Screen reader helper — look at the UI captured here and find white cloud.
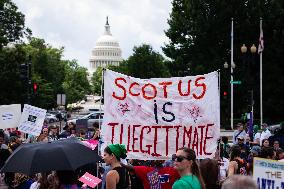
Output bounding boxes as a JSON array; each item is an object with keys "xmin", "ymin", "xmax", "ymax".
[{"xmin": 13, "ymin": 0, "xmax": 172, "ymax": 69}]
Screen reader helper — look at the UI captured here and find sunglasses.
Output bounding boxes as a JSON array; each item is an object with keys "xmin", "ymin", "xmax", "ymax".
[{"xmin": 172, "ymin": 154, "xmax": 190, "ymax": 162}]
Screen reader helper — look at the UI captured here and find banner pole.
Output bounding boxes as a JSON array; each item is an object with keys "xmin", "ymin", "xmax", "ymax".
[
  {"xmin": 98, "ymin": 68, "xmax": 105, "ymax": 156},
  {"xmin": 97, "ymin": 68, "xmax": 105, "ymax": 189},
  {"xmin": 259, "ymin": 18, "xmax": 263, "ymax": 126},
  {"xmin": 230, "ymin": 18, "xmax": 234, "ymax": 130},
  {"xmin": 218, "ymin": 70, "xmax": 221, "ymax": 159}
]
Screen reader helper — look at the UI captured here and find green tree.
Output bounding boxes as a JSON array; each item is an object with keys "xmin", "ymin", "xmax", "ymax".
[
  {"xmin": 163, "ymin": 0, "xmax": 284, "ymax": 124},
  {"xmin": 24, "ymin": 38, "xmax": 91, "ymax": 108},
  {"xmin": 91, "ymin": 64, "xmax": 125, "ymax": 95},
  {"xmin": 0, "ymin": 0, "xmax": 30, "ymax": 48},
  {"xmin": 0, "ymin": 45, "xmax": 27, "ymax": 104},
  {"xmin": 126, "ymin": 44, "xmax": 170, "ymax": 79},
  {"xmin": 0, "ymin": 1, "xmax": 91, "ymax": 108},
  {"xmin": 91, "ymin": 66, "xmax": 103, "ymax": 95},
  {"xmin": 0, "ymin": 0, "xmax": 31, "ymax": 105},
  {"xmin": 63, "ymin": 60, "xmax": 91, "ymax": 104},
  {"xmin": 23, "ymin": 38, "xmax": 66, "ymax": 108}
]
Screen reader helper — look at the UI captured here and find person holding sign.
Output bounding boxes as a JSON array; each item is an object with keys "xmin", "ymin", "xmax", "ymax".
[
  {"xmin": 103, "ymin": 144, "xmax": 128, "ymax": 189},
  {"xmin": 172, "ymin": 147, "xmax": 205, "ymax": 189}
]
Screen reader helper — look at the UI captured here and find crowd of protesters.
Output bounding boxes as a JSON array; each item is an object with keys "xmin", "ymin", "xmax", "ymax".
[
  {"xmin": 97, "ymin": 122, "xmax": 283, "ymax": 189},
  {"xmin": 0, "ymin": 121, "xmax": 101, "ymax": 189},
  {"xmin": 0, "ymin": 120, "xmax": 283, "ymax": 189}
]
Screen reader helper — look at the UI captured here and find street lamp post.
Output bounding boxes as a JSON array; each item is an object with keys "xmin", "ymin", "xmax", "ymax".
[
  {"xmin": 224, "ymin": 61, "xmax": 235, "ymax": 130},
  {"xmin": 241, "ymin": 43, "xmax": 257, "ymax": 140}
]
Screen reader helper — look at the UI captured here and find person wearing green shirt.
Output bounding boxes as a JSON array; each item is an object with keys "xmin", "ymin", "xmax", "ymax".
[{"xmin": 172, "ymin": 147, "xmax": 205, "ymax": 189}]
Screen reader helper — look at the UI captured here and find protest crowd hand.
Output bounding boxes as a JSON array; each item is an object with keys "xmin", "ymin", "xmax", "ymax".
[{"xmin": 92, "ymin": 129, "xmax": 101, "ymax": 140}]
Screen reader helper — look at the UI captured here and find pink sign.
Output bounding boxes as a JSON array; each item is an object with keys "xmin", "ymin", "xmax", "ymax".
[
  {"xmin": 82, "ymin": 140, "xmax": 99, "ymax": 150},
  {"xmin": 79, "ymin": 172, "xmax": 102, "ymax": 188}
]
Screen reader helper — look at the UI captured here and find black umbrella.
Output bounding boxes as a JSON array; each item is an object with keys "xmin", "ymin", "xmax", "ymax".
[{"xmin": 1, "ymin": 138, "xmax": 102, "ymax": 175}]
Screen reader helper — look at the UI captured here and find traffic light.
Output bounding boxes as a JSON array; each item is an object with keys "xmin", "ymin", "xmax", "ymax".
[
  {"xmin": 223, "ymin": 91, "xmax": 228, "ymax": 99},
  {"xmin": 33, "ymin": 83, "xmax": 38, "ymax": 94},
  {"xmin": 20, "ymin": 63, "xmax": 28, "ymax": 80}
]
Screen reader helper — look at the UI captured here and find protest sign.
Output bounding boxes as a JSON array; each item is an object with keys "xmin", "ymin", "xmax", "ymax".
[
  {"xmin": 79, "ymin": 172, "xmax": 102, "ymax": 188},
  {"xmin": 253, "ymin": 157, "xmax": 284, "ymax": 189},
  {"xmin": 82, "ymin": 139, "xmax": 99, "ymax": 150},
  {"xmin": 101, "ymin": 70, "xmax": 220, "ymax": 159},
  {"xmin": 0, "ymin": 104, "xmax": 21, "ymax": 129},
  {"xmin": 18, "ymin": 104, "xmax": 47, "ymax": 136}
]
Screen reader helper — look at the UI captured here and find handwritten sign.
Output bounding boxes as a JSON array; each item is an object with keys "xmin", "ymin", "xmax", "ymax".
[
  {"xmin": 79, "ymin": 172, "xmax": 102, "ymax": 188},
  {"xmin": 253, "ymin": 157, "xmax": 284, "ymax": 189},
  {"xmin": 0, "ymin": 104, "xmax": 21, "ymax": 129},
  {"xmin": 101, "ymin": 70, "xmax": 220, "ymax": 159},
  {"xmin": 18, "ymin": 104, "xmax": 46, "ymax": 136}
]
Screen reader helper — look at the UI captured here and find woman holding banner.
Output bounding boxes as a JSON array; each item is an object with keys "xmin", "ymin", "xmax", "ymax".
[
  {"xmin": 103, "ymin": 144, "xmax": 128, "ymax": 189},
  {"xmin": 172, "ymin": 147, "xmax": 205, "ymax": 189}
]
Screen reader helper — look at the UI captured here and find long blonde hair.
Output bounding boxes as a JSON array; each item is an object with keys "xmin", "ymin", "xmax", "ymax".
[{"xmin": 13, "ymin": 173, "xmax": 29, "ymax": 187}]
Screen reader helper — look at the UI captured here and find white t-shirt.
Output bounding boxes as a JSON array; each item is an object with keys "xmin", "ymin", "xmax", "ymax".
[
  {"xmin": 0, "ymin": 144, "xmax": 8, "ymax": 150},
  {"xmin": 260, "ymin": 129, "xmax": 271, "ymax": 146},
  {"xmin": 232, "ymin": 130, "xmax": 247, "ymax": 144},
  {"xmin": 254, "ymin": 132, "xmax": 261, "ymax": 145},
  {"xmin": 30, "ymin": 181, "xmax": 40, "ymax": 189},
  {"xmin": 219, "ymin": 157, "xmax": 229, "ymax": 181}
]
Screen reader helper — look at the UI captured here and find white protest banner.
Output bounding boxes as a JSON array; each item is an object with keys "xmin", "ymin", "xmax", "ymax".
[
  {"xmin": 253, "ymin": 157, "xmax": 284, "ymax": 189},
  {"xmin": 0, "ymin": 104, "xmax": 21, "ymax": 129},
  {"xmin": 18, "ymin": 104, "xmax": 47, "ymax": 136},
  {"xmin": 102, "ymin": 70, "xmax": 220, "ymax": 159},
  {"xmin": 101, "ymin": 70, "xmax": 220, "ymax": 160}
]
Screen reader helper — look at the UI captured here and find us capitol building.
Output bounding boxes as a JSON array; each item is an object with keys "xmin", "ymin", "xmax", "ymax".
[{"xmin": 89, "ymin": 17, "xmax": 123, "ymax": 73}]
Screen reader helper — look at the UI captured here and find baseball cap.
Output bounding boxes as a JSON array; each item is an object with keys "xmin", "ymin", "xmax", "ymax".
[{"xmin": 237, "ymin": 136, "xmax": 245, "ymax": 140}]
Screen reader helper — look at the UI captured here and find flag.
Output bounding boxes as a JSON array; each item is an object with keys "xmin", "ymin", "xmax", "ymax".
[{"xmin": 258, "ymin": 24, "xmax": 264, "ymax": 54}]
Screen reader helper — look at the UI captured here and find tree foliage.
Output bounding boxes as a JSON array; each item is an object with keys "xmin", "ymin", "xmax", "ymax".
[
  {"xmin": 0, "ymin": 0, "xmax": 30, "ymax": 47},
  {"xmin": 0, "ymin": 45, "xmax": 26, "ymax": 104},
  {"xmin": 63, "ymin": 60, "xmax": 91, "ymax": 104},
  {"xmin": 163, "ymin": 0, "xmax": 284, "ymax": 124},
  {"xmin": 0, "ymin": 36, "xmax": 91, "ymax": 108},
  {"xmin": 25, "ymin": 38, "xmax": 91, "ymax": 108},
  {"xmin": 0, "ymin": 1, "xmax": 93, "ymax": 109},
  {"xmin": 124, "ymin": 44, "xmax": 171, "ymax": 79},
  {"xmin": 91, "ymin": 66, "xmax": 103, "ymax": 95}
]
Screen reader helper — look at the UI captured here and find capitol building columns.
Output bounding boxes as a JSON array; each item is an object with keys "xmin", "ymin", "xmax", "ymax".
[{"xmin": 89, "ymin": 17, "xmax": 123, "ymax": 74}]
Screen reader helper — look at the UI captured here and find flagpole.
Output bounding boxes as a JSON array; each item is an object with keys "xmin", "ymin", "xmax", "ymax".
[
  {"xmin": 259, "ymin": 17, "xmax": 263, "ymax": 125},
  {"xmin": 230, "ymin": 18, "xmax": 234, "ymax": 130}
]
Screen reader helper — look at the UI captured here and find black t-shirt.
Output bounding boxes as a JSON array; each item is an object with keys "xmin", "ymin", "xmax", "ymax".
[
  {"xmin": 110, "ymin": 166, "xmax": 129, "ymax": 189},
  {"xmin": 0, "ymin": 146, "xmax": 11, "ymax": 168}
]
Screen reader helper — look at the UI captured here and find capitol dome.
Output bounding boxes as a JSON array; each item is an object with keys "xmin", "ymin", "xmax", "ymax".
[{"xmin": 89, "ymin": 17, "xmax": 123, "ymax": 73}]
